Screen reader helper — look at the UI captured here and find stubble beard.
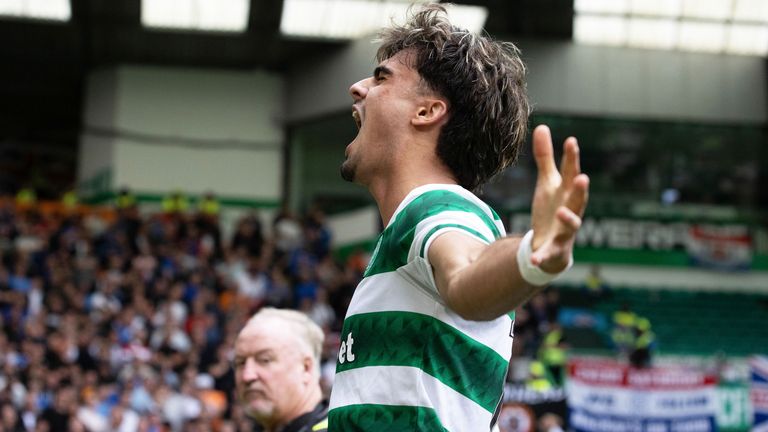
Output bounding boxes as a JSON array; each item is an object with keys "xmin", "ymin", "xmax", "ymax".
[
  {"xmin": 340, "ymin": 158, "xmax": 356, "ymax": 182},
  {"xmin": 243, "ymin": 396, "xmax": 275, "ymax": 423}
]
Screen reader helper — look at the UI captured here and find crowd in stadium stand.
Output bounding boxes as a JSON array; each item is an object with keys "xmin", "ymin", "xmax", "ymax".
[
  {"xmin": 0, "ymin": 191, "xmax": 654, "ymax": 431},
  {"xmin": 0, "ymin": 194, "xmax": 363, "ymax": 431}
]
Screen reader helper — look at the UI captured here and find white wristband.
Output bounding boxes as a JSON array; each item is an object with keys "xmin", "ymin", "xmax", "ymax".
[{"xmin": 516, "ymin": 230, "xmax": 572, "ymax": 286}]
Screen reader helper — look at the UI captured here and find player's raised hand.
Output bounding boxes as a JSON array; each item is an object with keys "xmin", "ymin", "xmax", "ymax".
[{"xmin": 529, "ymin": 125, "xmax": 590, "ymax": 274}]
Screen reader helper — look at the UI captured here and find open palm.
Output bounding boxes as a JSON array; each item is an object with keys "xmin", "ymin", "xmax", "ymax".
[{"xmin": 529, "ymin": 125, "xmax": 590, "ymax": 274}]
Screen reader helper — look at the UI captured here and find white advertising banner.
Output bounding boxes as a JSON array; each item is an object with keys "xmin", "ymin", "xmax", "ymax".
[{"xmin": 567, "ymin": 359, "xmax": 718, "ymax": 432}]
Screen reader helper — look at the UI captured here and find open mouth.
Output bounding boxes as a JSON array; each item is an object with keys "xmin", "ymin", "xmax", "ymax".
[{"xmin": 352, "ymin": 109, "xmax": 361, "ymax": 130}]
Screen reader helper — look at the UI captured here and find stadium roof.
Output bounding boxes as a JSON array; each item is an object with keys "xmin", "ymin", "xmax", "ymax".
[{"xmin": 0, "ymin": 0, "xmax": 572, "ymax": 146}]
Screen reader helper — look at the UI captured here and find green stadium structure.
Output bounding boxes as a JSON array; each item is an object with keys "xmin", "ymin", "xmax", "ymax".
[{"xmin": 558, "ymin": 286, "xmax": 768, "ymax": 357}]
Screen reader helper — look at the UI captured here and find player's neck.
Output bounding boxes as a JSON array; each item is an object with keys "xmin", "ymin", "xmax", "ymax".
[{"xmin": 368, "ymin": 164, "xmax": 456, "ymax": 227}]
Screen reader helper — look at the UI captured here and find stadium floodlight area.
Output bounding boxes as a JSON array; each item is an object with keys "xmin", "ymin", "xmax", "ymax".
[
  {"xmin": 0, "ymin": 0, "xmax": 70, "ymax": 22},
  {"xmin": 279, "ymin": 0, "xmax": 488, "ymax": 40},
  {"xmin": 574, "ymin": 0, "xmax": 768, "ymax": 56},
  {"xmin": 141, "ymin": 0, "xmax": 249, "ymax": 33}
]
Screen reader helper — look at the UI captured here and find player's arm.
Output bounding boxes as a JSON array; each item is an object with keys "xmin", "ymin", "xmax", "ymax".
[
  {"xmin": 430, "ymin": 232, "xmax": 532, "ymax": 320},
  {"xmin": 429, "ymin": 125, "xmax": 589, "ymax": 321}
]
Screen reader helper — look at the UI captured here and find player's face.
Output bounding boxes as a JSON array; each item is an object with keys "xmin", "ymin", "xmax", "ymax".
[
  {"xmin": 234, "ymin": 320, "xmax": 311, "ymax": 426},
  {"xmin": 341, "ymin": 50, "xmax": 425, "ymax": 184}
]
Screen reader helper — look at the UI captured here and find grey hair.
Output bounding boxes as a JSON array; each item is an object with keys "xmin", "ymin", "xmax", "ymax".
[
  {"xmin": 376, "ymin": 3, "xmax": 530, "ymax": 191},
  {"xmin": 243, "ymin": 307, "xmax": 325, "ymax": 375}
]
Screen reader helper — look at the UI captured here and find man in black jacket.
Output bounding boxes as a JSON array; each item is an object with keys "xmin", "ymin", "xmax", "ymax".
[{"xmin": 234, "ymin": 308, "xmax": 327, "ymax": 432}]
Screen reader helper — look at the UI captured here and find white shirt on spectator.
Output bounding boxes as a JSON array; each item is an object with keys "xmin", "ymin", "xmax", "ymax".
[{"xmin": 232, "ymin": 267, "xmax": 267, "ymax": 301}]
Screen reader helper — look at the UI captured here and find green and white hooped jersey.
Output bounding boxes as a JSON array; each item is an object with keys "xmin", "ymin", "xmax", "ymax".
[{"xmin": 329, "ymin": 184, "xmax": 515, "ymax": 432}]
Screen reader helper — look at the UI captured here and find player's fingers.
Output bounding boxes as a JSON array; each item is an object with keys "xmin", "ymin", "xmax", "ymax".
[
  {"xmin": 530, "ymin": 246, "xmax": 549, "ymax": 267},
  {"xmin": 559, "ymin": 137, "xmax": 581, "ymax": 188},
  {"xmin": 533, "ymin": 125, "xmax": 558, "ymax": 182},
  {"xmin": 554, "ymin": 206, "xmax": 582, "ymax": 240},
  {"xmin": 565, "ymin": 174, "xmax": 590, "ymax": 217},
  {"xmin": 530, "ymin": 243, "xmax": 569, "ymax": 272}
]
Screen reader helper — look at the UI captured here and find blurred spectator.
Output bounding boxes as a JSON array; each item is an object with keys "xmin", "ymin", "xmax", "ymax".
[
  {"xmin": 582, "ymin": 264, "xmax": 609, "ymax": 300},
  {"xmin": 1, "ymin": 402, "xmax": 25, "ymax": 432},
  {"xmin": 528, "ymin": 293, "xmax": 551, "ymax": 334},
  {"xmin": 0, "ymin": 196, "xmax": 356, "ymax": 431},
  {"xmin": 272, "ymin": 208, "xmax": 303, "ymax": 256},
  {"xmin": 629, "ymin": 316, "xmax": 655, "ymax": 369},
  {"xmin": 61, "ymin": 189, "xmax": 79, "ymax": 214},
  {"xmin": 526, "ymin": 361, "xmax": 552, "ymax": 392},
  {"xmin": 15, "ymin": 187, "xmax": 36, "ymax": 209},
  {"xmin": 319, "ymin": 332, "xmax": 341, "ymax": 398},
  {"xmin": 511, "ymin": 307, "xmax": 536, "ymax": 358},
  {"xmin": 304, "ymin": 206, "xmax": 331, "ymax": 260},
  {"xmin": 611, "ymin": 303, "xmax": 637, "ymax": 359},
  {"xmin": 544, "ymin": 289, "xmax": 560, "ymax": 325},
  {"xmin": 293, "ymin": 260, "xmax": 319, "ymax": 308},
  {"xmin": 115, "ymin": 187, "xmax": 136, "ymax": 210},
  {"xmin": 39, "ymin": 385, "xmax": 77, "ymax": 431},
  {"xmin": 161, "ymin": 190, "xmax": 190, "ymax": 215},
  {"xmin": 198, "ymin": 191, "xmax": 220, "ymax": 218},
  {"xmin": 537, "ymin": 323, "xmax": 567, "ymax": 387},
  {"xmin": 537, "ymin": 412, "xmax": 565, "ymax": 432},
  {"xmin": 304, "ymin": 288, "xmax": 335, "ymax": 331},
  {"xmin": 231, "ymin": 214, "xmax": 264, "ymax": 258},
  {"xmin": 231, "ymin": 256, "xmax": 269, "ymax": 307}
]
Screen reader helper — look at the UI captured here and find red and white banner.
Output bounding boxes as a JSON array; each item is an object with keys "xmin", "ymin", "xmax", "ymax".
[
  {"xmin": 687, "ymin": 224, "xmax": 752, "ymax": 271},
  {"xmin": 752, "ymin": 356, "xmax": 768, "ymax": 432},
  {"xmin": 567, "ymin": 359, "xmax": 718, "ymax": 432}
]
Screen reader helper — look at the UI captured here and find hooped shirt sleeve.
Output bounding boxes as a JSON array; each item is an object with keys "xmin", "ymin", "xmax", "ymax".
[{"xmin": 400, "ymin": 188, "xmax": 505, "ymax": 300}]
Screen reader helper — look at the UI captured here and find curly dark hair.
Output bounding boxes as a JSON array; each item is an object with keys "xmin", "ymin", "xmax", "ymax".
[{"xmin": 377, "ymin": 4, "xmax": 530, "ymax": 191}]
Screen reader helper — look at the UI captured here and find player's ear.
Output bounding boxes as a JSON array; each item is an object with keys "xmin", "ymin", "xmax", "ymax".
[{"xmin": 412, "ymin": 98, "xmax": 448, "ymax": 127}]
